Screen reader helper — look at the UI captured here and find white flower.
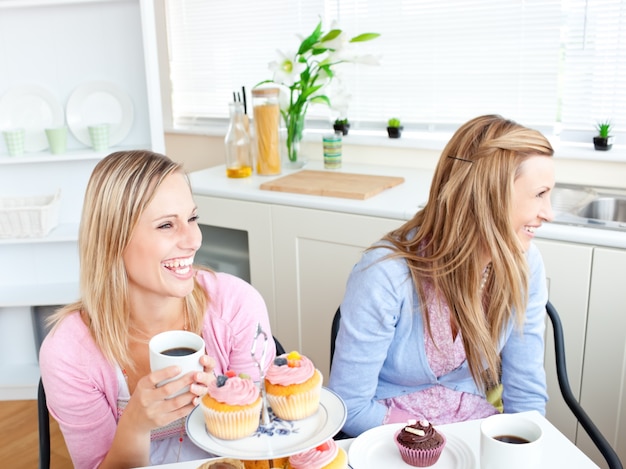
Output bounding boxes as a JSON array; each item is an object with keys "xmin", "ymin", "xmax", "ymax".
[
  {"xmin": 269, "ymin": 50, "xmax": 305, "ymax": 86},
  {"xmin": 256, "ymin": 21, "xmax": 379, "ymax": 163},
  {"xmin": 313, "ymin": 68, "xmax": 332, "ymax": 87},
  {"xmin": 319, "ymin": 21, "xmax": 349, "ymax": 52},
  {"xmin": 275, "ymin": 85, "xmax": 291, "ymax": 113},
  {"xmin": 326, "ymin": 76, "xmax": 352, "ymax": 116},
  {"xmin": 327, "ymin": 42, "xmax": 381, "ymax": 66}
]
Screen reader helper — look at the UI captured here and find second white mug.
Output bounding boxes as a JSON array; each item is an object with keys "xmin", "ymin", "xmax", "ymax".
[{"xmin": 480, "ymin": 413, "xmax": 543, "ymax": 469}]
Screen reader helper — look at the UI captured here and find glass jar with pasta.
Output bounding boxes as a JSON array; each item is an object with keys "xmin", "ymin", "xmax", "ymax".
[{"xmin": 251, "ymin": 87, "xmax": 281, "ymax": 176}]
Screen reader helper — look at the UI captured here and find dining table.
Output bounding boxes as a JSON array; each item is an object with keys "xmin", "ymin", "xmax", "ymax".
[{"xmin": 140, "ymin": 410, "xmax": 600, "ymax": 468}]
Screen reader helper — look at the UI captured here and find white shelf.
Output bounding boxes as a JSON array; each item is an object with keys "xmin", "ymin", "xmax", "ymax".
[
  {"xmin": 0, "ymin": 222, "xmax": 78, "ymax": 245},
  {"xmin": 0, "ymin": 151, "xmax": 102, "ymax": 165},
  {"xmin": 0, "ymin": 281, "xmax": 79, "ymax": 307},
  {"xmin": 0, "ymin": 0, "xmax": 164, "ymax": 400},
  {"xmin": 0, "ymin": 143, "xmax": 156, "ymax": 165}
]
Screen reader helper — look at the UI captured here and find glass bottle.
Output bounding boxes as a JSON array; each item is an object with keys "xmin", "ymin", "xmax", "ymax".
[
  {"xmin": 252, "ymin": 87, "xmax": 281, "ymax": 175},
  {"xmin": 224, "ymin": 101, "xmax": 252, "ymax": 178}
]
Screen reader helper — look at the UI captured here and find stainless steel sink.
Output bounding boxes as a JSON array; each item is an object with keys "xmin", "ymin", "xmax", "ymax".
[
  {"xmin": 578, "ymin": 197, "xmax": 626, "ymax": 223},
  {"xmin": 551, "ymin": 183, "xmax": 626, "ymax": 231}
]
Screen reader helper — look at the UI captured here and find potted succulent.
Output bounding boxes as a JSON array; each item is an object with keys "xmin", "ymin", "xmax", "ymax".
[
  {"xmin": 333, "ymin": 118, "xmax": 350, "ymax": 136},
  {"xmin": 593, "ymin": 120, "xmax": 614, "ymax": 151},
  {"xmin": 387, "ymin": 117, "xmax": 403, "ymax": 138}
]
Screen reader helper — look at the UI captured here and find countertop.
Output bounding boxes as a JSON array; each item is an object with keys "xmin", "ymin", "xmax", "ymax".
[{"xmin": 189, "ymin": 161, "xmax": 626, "ymax": 249}]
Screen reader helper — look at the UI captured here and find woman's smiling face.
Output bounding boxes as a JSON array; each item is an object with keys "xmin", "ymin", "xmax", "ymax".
[
  {"xmin": 123, "ymin": 171, "xmax": 202, "ymax": 300},
  {"xmin": 511, "ymin": 155, "xmax": 555, "ymax": 251}
]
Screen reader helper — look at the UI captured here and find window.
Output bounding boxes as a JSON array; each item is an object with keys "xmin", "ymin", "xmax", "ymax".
[{"xmin": 162, "ymin": 0, "xmax": 626, "ymax": 142}]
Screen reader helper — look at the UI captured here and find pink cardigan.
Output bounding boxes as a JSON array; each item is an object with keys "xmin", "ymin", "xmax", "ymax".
[{"xmin": 39, "ymin": 271, "xmax": 275, "ymax": 468}]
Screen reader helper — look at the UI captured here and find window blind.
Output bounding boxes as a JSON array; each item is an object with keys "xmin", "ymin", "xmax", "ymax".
[
  {"xmin": 164, "ymin": 0, "xmax": 626, "ymax": 141},
  {"xmin": 560, "ymin": 0, "xmax": 626, "ymax": 141}
]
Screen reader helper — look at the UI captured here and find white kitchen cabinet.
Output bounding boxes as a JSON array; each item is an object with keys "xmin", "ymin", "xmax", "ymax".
[
  {"xmin": 534, "ymin": 239, "xmax": 593, "ymax": 442},
  {"xmin": 194, "ymin": 196, "xmax": 276, "ymax": 328},
  {"xmin": 271, "ymin": 205, "xmax": 403, "ymax": 383},
  {"xmin": 536, "ymin": 239, "xmax": 626, "ymax": 469},
  {"xmin": 0, "ymin": 0, "xmax": 164, "ymax": 400},
  {"xmin": 578, "ymin": 247, "xmax": 626, "ymax": 468}
]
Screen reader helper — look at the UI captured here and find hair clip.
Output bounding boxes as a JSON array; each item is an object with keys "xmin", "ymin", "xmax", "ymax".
[{"xmin": 447, "ymin": 155, "xmax": 473, "ymax": 163}]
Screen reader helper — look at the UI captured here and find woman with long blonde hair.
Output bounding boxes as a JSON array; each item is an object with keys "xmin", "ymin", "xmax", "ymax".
[
  {"xmin": 329, "ymin": 115, "xmax": 555, "ymax": 437},
  {"xmin": 40, "ymin": 150, "xmax": 275, "ymax": 467}
]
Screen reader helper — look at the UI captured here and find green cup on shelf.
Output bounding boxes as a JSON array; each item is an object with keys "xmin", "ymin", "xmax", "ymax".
[
  {"xmin": 2, "ymin": 128, "xmax": 26, "ymax": 156},
  {"xmin": 88, "ymin": 123, "xmax": 111, "ymax": 151},
  {"xmin": 45, "ymin": 127, "xmax": 68, "ymax": 155}
]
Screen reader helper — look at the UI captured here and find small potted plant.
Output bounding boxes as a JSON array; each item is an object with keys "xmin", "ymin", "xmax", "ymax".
[
  {"xmin": 593, "ymin": 120, "xmax": 614, "ymax": 151},
  {"xmin": 333, "ymin": 118, "xmax": 350, "ymax": 136},
  {"xmin": 387, "ymin": 117, "xmax": 403, "ymax": 138}
]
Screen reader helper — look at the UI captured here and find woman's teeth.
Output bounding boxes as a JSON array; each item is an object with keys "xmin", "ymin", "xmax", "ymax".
[{"xmin": 163, "ymin": 257, "xmax": 193, "ymax": 274}]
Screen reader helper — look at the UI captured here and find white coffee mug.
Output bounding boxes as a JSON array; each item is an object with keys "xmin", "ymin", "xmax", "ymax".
[
  {"xmin": 149, "ymin": 330, "xmax": 205, "ymax": 398},
  {"xmin": 480, "ymin": 413, "xmax": 543, "ymax": 469}
]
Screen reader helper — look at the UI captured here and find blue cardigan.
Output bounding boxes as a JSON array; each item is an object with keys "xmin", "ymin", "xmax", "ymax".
[{"xmin": 328, "ymin": 242, "xmax": 549, "ymax": 437}]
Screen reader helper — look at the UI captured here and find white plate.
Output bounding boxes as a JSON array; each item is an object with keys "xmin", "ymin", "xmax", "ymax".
[
  {"xmin": 66, "ymin": 81, "xmax": 133, "ymax": 147},
  {"xmin": 186, "ymin": 387, "xmax": 347, "ymax": 459},
  {"xmin": 349, "ymin": 423, "xmax": 476, "ymax": 469},
  {"xmin": 0, "ymin": 85, "xmax": 64, "ymax": 152}
]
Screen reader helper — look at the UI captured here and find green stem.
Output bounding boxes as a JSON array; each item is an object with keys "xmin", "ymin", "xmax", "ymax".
[{"xmin": 286, "ymin": 102, "xmax": 307, "ymax": 162}]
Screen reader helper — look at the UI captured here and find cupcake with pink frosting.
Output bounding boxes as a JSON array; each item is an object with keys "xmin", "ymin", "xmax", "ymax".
[
  {"xmin": 264, "ymin": 351, "xmax": 323, "ymax": 420},
  {"xmin": 200, "ymin": 370, "xmax": 261, "ymax": 440},
  {"xmin": 288, "ymin": 439, "xmax": 348, "ymax": 469}
]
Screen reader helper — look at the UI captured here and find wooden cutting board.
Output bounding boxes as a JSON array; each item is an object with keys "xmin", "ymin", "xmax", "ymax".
[{"xmin": 259, "ymin": 170, "xmax": 405, "ymax": 200}]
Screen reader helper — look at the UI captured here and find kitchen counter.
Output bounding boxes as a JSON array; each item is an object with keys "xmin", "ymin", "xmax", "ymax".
[
  {"xmin": 189, "ymin": 161, "xmax": 432, "ymax": 220},
  {"xmin": 189, "ymin": 161, "xmax": 626, "ymax": 249}
]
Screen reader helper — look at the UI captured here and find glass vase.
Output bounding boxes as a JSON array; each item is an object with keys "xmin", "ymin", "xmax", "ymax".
[{"xmin": 283, "ymin": 111, "xmax": 307, "ymax": 169}]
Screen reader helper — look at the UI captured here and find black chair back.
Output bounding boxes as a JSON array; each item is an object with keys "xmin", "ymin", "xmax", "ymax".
[
  {"xmin": 273, "ymin": 335, "xmax": 286, "ymax": 356},
  {"xmin": 330, "ymin": 306, "xmax": 341, "ymax": 371},
  {"xmin": 546, "ymin": 301, "xmax": 622, "ymax": 469},
  {"xmin": 37, "ymin": 378, "xmax": 50, "ymax": 469}
]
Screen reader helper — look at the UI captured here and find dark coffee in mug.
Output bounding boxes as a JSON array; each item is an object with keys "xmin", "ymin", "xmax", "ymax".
[
  {"xmin": 493, "ymin": 434, "xmax": 531, "ymax": 444},
  {"xmin": 161, "ymin": 346, "xmax": 196, "ymax": 357}
]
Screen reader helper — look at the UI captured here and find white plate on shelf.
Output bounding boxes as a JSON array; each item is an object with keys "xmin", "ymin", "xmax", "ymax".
[
  {"xmin": 0, "ymin": 85, "xmax": 64, "ymax": 152},
  {"xmin": 186, "ymin": 387, "xmax": 347, "ymax": 459},
  {"xmin": 66, "ymin": 81, "xmax": 133, "ymax": 147},
  {"xmin": 348, "ymin": 423, "xmax": 476, "ymax": 469}
]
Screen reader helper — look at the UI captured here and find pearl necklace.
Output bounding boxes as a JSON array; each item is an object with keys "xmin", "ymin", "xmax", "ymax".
[{"xmin": 480, "ymin": 263, "xmax": 492, "ymax": 292}]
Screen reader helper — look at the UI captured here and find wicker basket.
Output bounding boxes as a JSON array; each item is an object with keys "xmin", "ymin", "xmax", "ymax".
[{"xmin": 0, "ymin": 190, "xmax": 61, "ymax": 238}]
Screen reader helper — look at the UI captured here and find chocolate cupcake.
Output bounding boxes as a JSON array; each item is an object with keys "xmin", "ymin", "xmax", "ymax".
[{"xmin": 394, "ymin": 419, "xmax": 446, "ymax": 467}]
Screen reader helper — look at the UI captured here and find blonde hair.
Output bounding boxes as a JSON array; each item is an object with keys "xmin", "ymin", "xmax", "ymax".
[
  {"xmin": 49, "ymin": 150, "xmax": 208, "ymax": 370},
  {"xmin": 380, "ymin": 115, "xmax": 553, "ymax": 390}
]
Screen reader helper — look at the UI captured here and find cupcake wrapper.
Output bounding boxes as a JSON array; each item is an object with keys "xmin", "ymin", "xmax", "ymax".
[
  {"xmin": 266, "ymin": 378, "xmax": 322, "ymax": 420},
  {"xmin": 394, "ymin": 429, "xmax": 446, "ymax": 467},
  {"xmin": 201, "ymin": 400, "xmax": 261, "ymax": 440}
]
